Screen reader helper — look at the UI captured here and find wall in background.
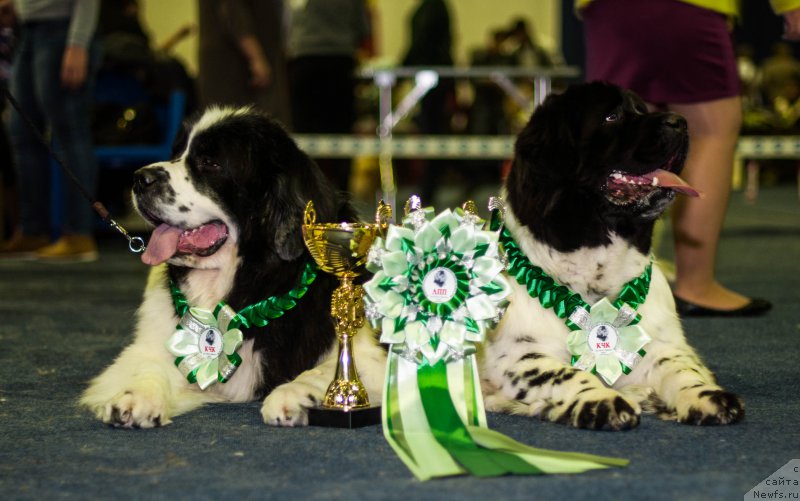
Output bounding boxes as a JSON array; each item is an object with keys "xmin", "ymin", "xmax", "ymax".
[
  {"xmin": 140, "ymin": 0, "xmax": 198, "ymax": 74},
  {"xmin": 139, "ymin": 0, "xmax": 560, "ymax": 76},
  {"xmin": 376, "ymin": 0, "xmax": 559, "ymax": 66}
]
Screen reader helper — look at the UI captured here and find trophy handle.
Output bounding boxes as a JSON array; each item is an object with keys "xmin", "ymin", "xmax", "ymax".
[
  {"xmin": 488, "ymin": 196, "xmax": 506, "ymax": 218},
  {"xmin": 404, "ymin": 195, "xmax": 422, "ymax": 216},
  {"xmin": 304, "ymin": 200, "xmax": 317, "ymax": 226},
  {"xmin": 375, "ymin": 199, "xmax": 392, "ymax": 228},
  {"xmin": 462, "ymin": 200, "xmax": 479, "ymax": 217}
]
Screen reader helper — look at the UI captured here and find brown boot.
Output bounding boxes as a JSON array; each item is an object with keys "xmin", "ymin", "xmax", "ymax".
[
  {"xmin": 36, "ymin": 235, "xmax": 99, "ymax": 263},
  {"xmin": 0, "ymin": 233, "xmax": 50, "ymax": 259}
]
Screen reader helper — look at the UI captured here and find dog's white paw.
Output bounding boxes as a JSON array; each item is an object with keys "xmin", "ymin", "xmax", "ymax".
[
  {"xmin": 96, "ymin": 386, "xmax": 172, "ymax": 429},
  {"xmin": 261, "ymin": 382, "xmax": 319, "ymax": 427}
]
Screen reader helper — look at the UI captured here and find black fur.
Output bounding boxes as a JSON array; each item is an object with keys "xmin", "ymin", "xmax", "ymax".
[{"xmin": 505, "ymin": 81, "xmax": 688, "ymax": 253}]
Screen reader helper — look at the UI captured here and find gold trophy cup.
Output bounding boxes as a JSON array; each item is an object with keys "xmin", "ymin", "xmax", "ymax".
[{"xmin": 302, "ymin": 200, "xmax": 391, "ymax": 427}]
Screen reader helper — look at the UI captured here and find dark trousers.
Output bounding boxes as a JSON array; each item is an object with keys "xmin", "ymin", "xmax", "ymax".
[
  {"xmin": 289, "ymin": 55, "xmax": 356, "ymax": 191},
  {"xmin": 9, "ymin": 20, "xmax": 99, "ymax": 235}
]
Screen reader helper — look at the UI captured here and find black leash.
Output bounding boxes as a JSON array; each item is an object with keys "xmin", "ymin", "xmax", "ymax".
[{"xmin": 3, "ymin": 87, "xmax": 146, "ymax": 253}]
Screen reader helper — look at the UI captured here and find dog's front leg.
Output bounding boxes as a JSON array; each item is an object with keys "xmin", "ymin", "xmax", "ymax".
[
  {"xmin": 261, "ymin": 326, "xmax": 386, "ymax": 427},
  {"xmin": 80, "ymin": 271, "xmax": 217, "ymax": 428},
  {"xmin": 80, "ymin": 343, "xmax": 212, "ymax": 428},
  {"xmin": 640, "ymin": 343, "xmax": 744, "ymax": 425},
  {"xmin": 483, "ymin": 347, "xmax": 641, "ymax": 430}
]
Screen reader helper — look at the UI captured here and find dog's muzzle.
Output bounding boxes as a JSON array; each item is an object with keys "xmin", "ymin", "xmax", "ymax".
[{"xmin": 133, "ymin": 166, "xmax": 170, "ymax": 196}]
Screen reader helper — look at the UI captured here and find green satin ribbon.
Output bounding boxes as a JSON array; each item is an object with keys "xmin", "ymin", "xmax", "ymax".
[
  {"xmin": 417, "ymin": 361, "xmax": 544, "ymax": 476},
  {"xmin": 497, "ymin": 218, "xmax": 652, "ymax": 385},
  {"xmin": 382, "ymin": 348, "xmax": 628, "ymax": 480},
  {"xmin": 167, "ymin": 261, "xmax": 317, "ymax": 389},
  {"xmin": 370, "ymin": 203, "xmax": 628, "ymax": 480}
]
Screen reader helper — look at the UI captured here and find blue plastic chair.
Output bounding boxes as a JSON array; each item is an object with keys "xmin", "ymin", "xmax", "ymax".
[{"xmin": 50, "ymin": 76, "xmax": 187, "ymax": 233}]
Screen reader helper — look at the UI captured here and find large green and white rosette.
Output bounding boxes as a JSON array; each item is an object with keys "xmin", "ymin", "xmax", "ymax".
[
  {"xmin": 363, "ymin": 198, "xmax": 628, "ymax": 481},
  {"xmin": 364, "ymin": 201, "xmax": 508, "ymax": 366}
]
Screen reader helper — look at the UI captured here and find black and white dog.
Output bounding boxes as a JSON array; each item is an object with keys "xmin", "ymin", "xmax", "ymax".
[
  {"xmin": 80, "ymin": 107, "xmax": 386, "ymax": 427},
  {"xmin": 481, "ymin": 82, "xmax": 744, "ymax": 429}
]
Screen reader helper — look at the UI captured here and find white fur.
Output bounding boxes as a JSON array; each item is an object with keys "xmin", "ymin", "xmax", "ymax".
[{"xmin": 481, "ymin": 205, "xmax": 741, "ymax": 428}]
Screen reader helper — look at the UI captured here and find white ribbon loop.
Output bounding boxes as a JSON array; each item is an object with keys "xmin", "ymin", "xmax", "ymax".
[{"xmin": 166, "ymin": 306, "xmax": 243, "ymax": 390}]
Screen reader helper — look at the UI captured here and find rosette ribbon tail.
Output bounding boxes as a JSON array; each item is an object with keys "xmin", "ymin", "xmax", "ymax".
[{"xmin": 382, "ymin": 352, "xmax": 628, "ymax": 480}]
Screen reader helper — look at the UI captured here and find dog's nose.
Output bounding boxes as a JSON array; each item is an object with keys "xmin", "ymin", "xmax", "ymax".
[
  {"xmin": 133, "ymin": 166, "xmax": 169, "ymax": 193},
  {"xmin": 664, "ymin": 113, "xmax": 687, "ymax": 130}
]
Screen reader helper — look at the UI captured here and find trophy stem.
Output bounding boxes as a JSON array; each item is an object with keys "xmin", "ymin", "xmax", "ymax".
[{"xmin": 322, "ymin": 277, "xmax": 370, "ymax": 410}]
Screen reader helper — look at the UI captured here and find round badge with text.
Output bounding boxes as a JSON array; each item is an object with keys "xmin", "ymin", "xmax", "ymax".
[
  {"xmin": 422, "ymin": 267, "xmax": 458, "ymax": 304},
  {"xmin": 587, "ymin": 323, "xmax": 618, "ymax": 354},
  {"xmin": 198, "ymin": 327, "xmax": 223, "ymax": 359}
]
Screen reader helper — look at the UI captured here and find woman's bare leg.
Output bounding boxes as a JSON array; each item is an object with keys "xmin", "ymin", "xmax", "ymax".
[{"xmin": 669, "ymin": 96, "xmax": 750, "ymax": 310}]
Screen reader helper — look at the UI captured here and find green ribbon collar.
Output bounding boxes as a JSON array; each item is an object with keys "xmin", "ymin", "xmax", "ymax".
[
  {"xmin": 498, "ymin": 223, "xmax": 652, "ymax": 385},
  {"xmin": 167, "ymin": 261, "xmax": 318, "ymax": 389}
]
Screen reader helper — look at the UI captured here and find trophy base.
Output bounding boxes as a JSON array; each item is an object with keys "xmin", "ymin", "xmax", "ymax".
[{"xmin": 308, "ymin": 405, "xmax": 381, "ymax": 428}]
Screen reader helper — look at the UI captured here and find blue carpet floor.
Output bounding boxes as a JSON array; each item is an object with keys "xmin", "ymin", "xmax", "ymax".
[{"xmin": 1, "ymin": 186, "xmax": 798, "ymax": 500}]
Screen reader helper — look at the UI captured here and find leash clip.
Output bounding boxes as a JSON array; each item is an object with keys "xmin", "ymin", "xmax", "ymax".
[{"xmin": 107, "ymin": 217, "xmax": 147, "ymax": 254}]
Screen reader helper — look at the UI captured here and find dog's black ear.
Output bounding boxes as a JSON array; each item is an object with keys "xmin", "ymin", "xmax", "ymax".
[
  {"xmin": 273, "ymin": 206, "xmax": 304, "ymax": 261},
  {"xmin": 264, "ymin": 172, "xmax": 307, "ymax": 262},
  {"xmin": 266, "ymin": 142, "xmax": 340, "ymax": 262}
]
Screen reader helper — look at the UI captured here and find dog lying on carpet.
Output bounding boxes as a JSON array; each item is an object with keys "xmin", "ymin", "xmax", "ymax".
[
  {"xmin": 80, "ymin": 107, "xmax": 386, "ymax": 428},
  {"xmin": 481, "ymin": 81, "xmax": 744, "ymax": 430}
]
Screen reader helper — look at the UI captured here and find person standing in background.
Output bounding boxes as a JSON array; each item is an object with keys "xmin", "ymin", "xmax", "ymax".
[
  {"xmin": 0, "ymin": 0, "xmax": 100, "ymax": 262},
  {"xmin": 402, "ymin": 0, "xmax": 454, "ymax": 204},
  {"xmin": 402, "ymin": 0, "xmax": 452, "ymax": 136},
  {"xmin": 286, "ymin": 0, "xmax": 371, "ymax": 191},
  {"xmin": 579, "ymin": 0, "xmax": 800, "ymax": 316},
  {"xmin": 197, "ymin": 0, "xmax": 290, "ymax": 125},
  {"xmin": 0, "ymin": 0, "xmax": 17, "ymax": 242}
]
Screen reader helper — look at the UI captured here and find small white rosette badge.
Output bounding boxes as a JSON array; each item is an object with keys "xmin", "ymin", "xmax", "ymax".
[
  {"xmin": 363, "ymin": 198, "xmax": 511, "ymax": 365},
  {"xmin": 566, "ymin": 299, "xmax": 651, "ymax": 386},
  {"xmin": 166, "ymin": 305, "xmax": 244, "ymax": 389}
]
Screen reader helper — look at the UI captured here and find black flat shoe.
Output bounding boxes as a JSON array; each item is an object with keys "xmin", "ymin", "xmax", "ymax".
[{"xmin": 674, "ymin": 295, "xmax": 772, "ymax": 317}]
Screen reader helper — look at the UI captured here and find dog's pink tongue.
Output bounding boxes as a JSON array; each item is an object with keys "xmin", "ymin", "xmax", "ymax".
[
  {"xmin": 176, "ymin": 222, "xmax": 227, "ymax": 253},
  {"xmin": 647, "ymin": 169, "xmax": 701, "ymax": 197},
  {"xmin": 141, "ymin": 223, "xmax": 182, "ymax": 266}
]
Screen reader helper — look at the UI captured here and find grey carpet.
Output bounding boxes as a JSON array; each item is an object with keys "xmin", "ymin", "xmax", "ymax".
[{"xmin": 1, "ymin": 186, "xmax": 798, "ymax": 500}]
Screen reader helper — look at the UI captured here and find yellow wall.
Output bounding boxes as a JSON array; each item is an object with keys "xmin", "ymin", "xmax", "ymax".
[
  {"xmin": 140, "ymin": 0, "xmax": 198, "ymax": 74},
  {"xmin": 140, "ymin": 0, "xmax": 560, "ymax": 75},
  {"xmin": 377, "ymin": 0, "xmax": 559, "ymax": 66}
]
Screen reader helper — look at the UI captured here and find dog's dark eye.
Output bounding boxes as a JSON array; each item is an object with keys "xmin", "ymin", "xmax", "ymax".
[
  {"xmin": 605, "ymin": 113, "xmax": 620, "ymax": 123},
  {"xmin": 197, "ymin": 156, "xmax": 221, "ymax": 172}
]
